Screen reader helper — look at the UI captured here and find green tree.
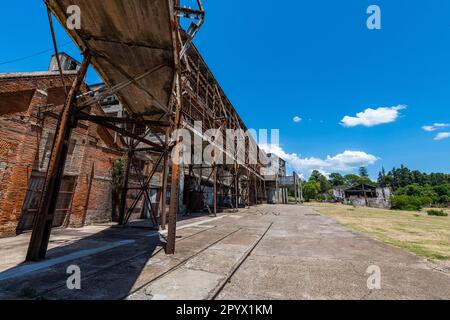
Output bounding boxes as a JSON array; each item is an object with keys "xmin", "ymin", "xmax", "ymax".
[
  {"xmin": 377, "ymin": 166, "xmax": 392, "ymax": 187},
  {"xmin": 329, "ymin": 173, "xmax": 345, "ymax": 187},
  {"xmin": 359, "ymin": 167, "xmax": 369, "ymax": 178},
  {"xmin": 303, "ymin": 181, "xmax": 320, "ymax": 202},
  {"xmin": 391, "ymin": 195, "xmax": 423, "ymax": 211},
  {"xmin": 309, "ymin": 170, "xmax": 331, "ymax": 193},
  {"xmin": 344, "ymin": 174, "xmax": 375, "ymax": 187},
  {"xmin": 380, "ymin": 165, "xmax": 450, "ymax": 206},
  {"xmin": 395, "ymin": 183, "xmax": 424, "ymax": 197},
  {"xmin": 344, "ymin": 174, "xmax": 361, "ymax": 187}
]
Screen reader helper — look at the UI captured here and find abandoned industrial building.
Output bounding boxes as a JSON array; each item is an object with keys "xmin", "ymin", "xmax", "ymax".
[
  {"xmin": 0, "ymin": 50, "xmax": 301, "ymax": 238},
  {"xmin": 0, "ymin": 0, "xmax": 302, "ymax": 263},
  {"xmin": 3, "ymin": 0, "xmax": 449, "ymax": 303}
]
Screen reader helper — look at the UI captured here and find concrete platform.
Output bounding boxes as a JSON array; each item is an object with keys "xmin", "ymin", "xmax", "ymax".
[{"xmin": 0, "ymin": 205, "xmax": 449, "ymax": 300}]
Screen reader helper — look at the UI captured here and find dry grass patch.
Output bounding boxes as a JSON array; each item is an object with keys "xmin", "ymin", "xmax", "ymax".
[{"xmin": 308, "ymin": 203, "xmax": 450, "ymax": 261}]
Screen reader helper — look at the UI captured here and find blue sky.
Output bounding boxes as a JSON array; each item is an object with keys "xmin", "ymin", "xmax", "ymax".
[{"xmin": 1, "ymin": 0, "xmax": 449, "ymax": 179}]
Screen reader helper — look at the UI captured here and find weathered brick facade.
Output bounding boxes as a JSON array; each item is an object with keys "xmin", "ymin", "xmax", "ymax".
[{"xmin": 0, "ymin": 72, "xmax": 124, "ymax": 237}]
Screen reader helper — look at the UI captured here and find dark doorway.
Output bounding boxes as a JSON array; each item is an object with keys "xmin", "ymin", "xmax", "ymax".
[{"xmin": 17, "ymin": 172, "xmax": 78, "ymax": 233}]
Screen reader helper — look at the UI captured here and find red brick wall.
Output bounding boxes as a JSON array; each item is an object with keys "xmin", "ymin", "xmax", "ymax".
[
  {"xmin": 68, "ymin": 136, "xmax": 122, "ymax": 228},
  {"xmin": 82, "ymin": 146, "xmax": 121, "ymax": 226},
  {"xmin": 0, "ymin": 78, "xmax": 48, "ymax": 236},
  {"xmin": 0, "ymin": 74, "xmax": 123, "ymax": 237}
]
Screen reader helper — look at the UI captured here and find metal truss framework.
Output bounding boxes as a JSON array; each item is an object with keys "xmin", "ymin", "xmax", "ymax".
[{"xmin": 25, "ymin": 0, "xmax": 268, "ymax": 261}]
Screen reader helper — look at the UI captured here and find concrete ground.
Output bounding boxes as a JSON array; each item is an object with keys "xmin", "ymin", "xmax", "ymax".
[{"xmin": 1, "ymin": 204, "xmax": 450, "ymax": 300}]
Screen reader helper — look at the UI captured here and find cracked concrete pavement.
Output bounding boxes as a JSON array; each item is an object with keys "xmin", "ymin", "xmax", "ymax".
[{"xmin": 1, "ymin": 204, "xmax": 449, "ymax": 300}]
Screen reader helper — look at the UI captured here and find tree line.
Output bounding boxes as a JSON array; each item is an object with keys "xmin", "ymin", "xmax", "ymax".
[
  {"xmin": 301, "ymin": 167, "xmax": 374, "ymax": 202},
  {"xmin": 300, "ymin": 165, "xmax": 450, "ymax": 208},
  {"xmin": 378, "ymin": 165, "xmax": 450, "ymax": 208}
]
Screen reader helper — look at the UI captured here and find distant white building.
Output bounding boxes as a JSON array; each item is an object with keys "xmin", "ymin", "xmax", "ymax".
[
  {"xmin": 332, "ymin": 184, "xmax": 392, "ymax": 209},
  {"xmin": 265, "ymin": 154, "xmax": 302, "ymax": 204}
]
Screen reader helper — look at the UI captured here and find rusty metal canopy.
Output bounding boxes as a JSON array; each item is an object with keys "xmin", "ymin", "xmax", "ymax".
[{"xmin": 46, "ymin": 0, "xmax": 179, "ymax": 120}]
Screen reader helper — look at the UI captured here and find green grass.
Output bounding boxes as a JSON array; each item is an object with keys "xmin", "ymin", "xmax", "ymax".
[
  {"xmin": 309, "ymin": 203, "xmax": 450, "ymax": 262},
  {"xmin": 427, "ymin": 209, "xmax": 448, "ymax": 217}
]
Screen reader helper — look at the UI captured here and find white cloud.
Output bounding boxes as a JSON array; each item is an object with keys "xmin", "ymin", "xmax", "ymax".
[
  {"xmin": 293, "ymin": 116, "xmax": 302, "ymax": 123},
  {"xmin": 340, "ymin": 105, "xmax": 407, "ymax": 127},
  {"xmin": 434, "ymin": 132, "xmax": 450, "ymax": 141},
  {"xmin": 422, "ymin": 126, "xmax": 435, "ymax": 132},
  {"xmin": 422, "ymin": 123, "xmax": 450, "ymax": 132},
  {"xmin": 260, "ymin": 144, "xmax": 379, "ymax": 178}
]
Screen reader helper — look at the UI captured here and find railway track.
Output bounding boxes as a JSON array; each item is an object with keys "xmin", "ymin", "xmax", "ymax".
[
  {"xmin": 38, "ymin": 225, "xmax": 217, "ymax": 299},
  {"xmin": 208, "ymin": 222, "xmax": 273, "ymax": 300},
  {"xmin": 126, "ymin": 221, "xmax": 274, "ymax": 300},
  {"xmin": 124, "ymin": 227, "xmax": 243, "ymax": 300},
  {"xmin": 35, "ymin": 219, "xmax": 274, "ymax": 300}
]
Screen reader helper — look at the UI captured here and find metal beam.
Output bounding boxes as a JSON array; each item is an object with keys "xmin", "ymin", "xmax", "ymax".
[
  {"xmin": 166, "ymin": 71, "xmax": 184, "ymax": 254},
  {"xmin": 124, "ymin": 152, "xmax": 165, "ymax": 225},
  {"xmin": 160, "ymin": 135, "xmax": 170, "ymax": 230},
  {"xmin": 118, "ymin": 149, "xmax": 133, "ymax": 225},
  {"xmin": 213, "ymin": 164, "xmax": 217, "ymax": 216},
  {"xmin": 26, "ymin": 52, "xmax": 91, "ymax": 261},
  {"xmin": 77, "ymin": 64, "xmax": 167, "ymax": 111},
  {"xmin": 76, "ymin": 113, "xmax": 171, "ymax": 127},
  {"xmin": 80, "ymin": 116, "xmax": 165, "ymax": 152}
]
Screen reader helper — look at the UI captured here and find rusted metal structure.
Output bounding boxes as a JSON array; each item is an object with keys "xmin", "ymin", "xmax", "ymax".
[
  {"xmin": 26, "ymin": 0, "xmax": 268, "ymax": 261},
  {"xmin": 179, "ymin": 32, "xmax": 268, "ymax": 212}
]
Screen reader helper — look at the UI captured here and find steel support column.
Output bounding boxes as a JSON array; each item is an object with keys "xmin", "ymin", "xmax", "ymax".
[
  {"xmin": 235, "ymin": 165, "xmax": 239, "ymax": 210},
  {"xmin": 118, "ymin": 149, "xmax": 133, "ymax": 225},
  {"xmin": 254, "ymin": 175, "xmax": 258, "ymax": 206},
  {"xmin": 300, "ymin": 179, "xmax": 304, "ymax": 203},
  {"xmin": 166, "ymin": 73, "xmax": 184, "ymax": 254},
  {"xmin": 213, "ymin": 164, "xmax": 217, "ymax": 216},
  {"xmin": 160, "ymin": 132, "xmax": 170, "ymax": 230},
  {"xmin": 247, "ymin": 169, "xmax": 251, "ymax": 208},
  {"xmin": 263, "ymin": 180, "xmax": 267, "ymax": 204},
  {"xmin": 26, "ymin": 53, "xmax": 91, "ymax": 261}
]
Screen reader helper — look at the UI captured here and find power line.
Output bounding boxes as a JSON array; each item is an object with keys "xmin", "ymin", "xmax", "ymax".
[{"xmin": 0, "ymin": 41, "xmax": 72, "ymax": 66}]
